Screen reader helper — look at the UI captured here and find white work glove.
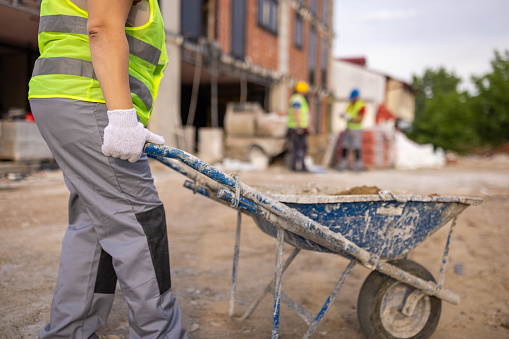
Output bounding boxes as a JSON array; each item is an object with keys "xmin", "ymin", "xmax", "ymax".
[
  {"xmin": 102, "ymin": 108, "xmax": 165, "ymax": 163},
  {"xmin": 341, "ymin": 112, "xmax": 352, "ymax": 121}
]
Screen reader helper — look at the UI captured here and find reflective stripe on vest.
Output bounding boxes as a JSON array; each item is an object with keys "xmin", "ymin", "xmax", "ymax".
[
  {"xmin": 31, "ymin": 57, "xmax": 153, "ymax": 111},
  {"xmin": 28, "ymin": 0, "xmax": 168, "ymax": 125},
  {"xmin": 38, "ymin": 15, "xmax": 162, "ymax": 66}
]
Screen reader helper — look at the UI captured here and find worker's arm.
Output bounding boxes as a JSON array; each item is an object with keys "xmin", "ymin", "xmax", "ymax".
[
  {"xmin": 351, "ymin": 106, "xmax": 366, "ymax": 123},
  {"xmin": 88, "ymin": 0, "xmax": 165, "ymax": 162},
  {"xmin": 87, "ymin": 0, "xmax": 133, "ymax": 110}
]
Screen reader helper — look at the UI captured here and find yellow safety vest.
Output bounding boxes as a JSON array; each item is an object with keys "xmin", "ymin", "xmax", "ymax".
[
  {"xmin": 287, "ymin": 94, "xmax": 309, "ymax": 129},
  {"xmin": 28, "ymin": 0, "xmax": 168, "ymax": 126},
  {"xmin": 346, "ymin": 100, "xmax": 365, "ymax": 130}
]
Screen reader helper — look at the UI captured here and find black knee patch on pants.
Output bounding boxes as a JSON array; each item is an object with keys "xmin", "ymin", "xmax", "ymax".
[
  {"xmin": 94, "ymin": 249, "xmax": 118, "ymax": 294},
  {"xmin": 136, "ymin": 204, "xmax": 171, "ymax": 295}
]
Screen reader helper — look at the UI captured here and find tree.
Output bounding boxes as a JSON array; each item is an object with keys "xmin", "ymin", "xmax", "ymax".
[
  {"xmin": 409, "ymin": 68, "xmax": 477, "ymax": 153},
  {"xmin": 409, "ymin": 49, "xmax": 509, "ymax": 153},
  {"xmin": 470, "ymin": 50, "xmax": 509, "ymax": 147}
]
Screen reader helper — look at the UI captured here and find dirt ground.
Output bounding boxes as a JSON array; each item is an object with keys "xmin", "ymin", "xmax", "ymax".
[{"xmin": 1, "ymin": 155, "xmax": 508, "ymax": 339}]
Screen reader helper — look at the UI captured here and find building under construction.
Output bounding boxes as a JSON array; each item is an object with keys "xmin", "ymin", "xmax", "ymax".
[
  {"xmin": 160, "ymin": 0, "xmax": 335, "ymax": 157},
  {"xmin": 0, "ymin": 0, "xmax": 416, "ymax": 168}
]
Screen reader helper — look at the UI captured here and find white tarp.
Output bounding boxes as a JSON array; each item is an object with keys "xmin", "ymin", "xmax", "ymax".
[{"xmin": 394, "ymin": 131, "xmax": 446, "ymax": 170}]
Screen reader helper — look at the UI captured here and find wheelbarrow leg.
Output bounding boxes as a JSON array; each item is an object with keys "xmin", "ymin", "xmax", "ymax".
[
  {"xmin": 229, "ymin": 213, "xmax": 301, "ymax": 322},
  {"xmin": 438, "ymin": 216, "xmax": 458, "ymax": 289},
  {"xmin": 272, "ymin": 227, "xmax": 285, "ymax": 339},
  {"xmin": 229, "ymin": 210, "xmax": 243, "ymax": 319},
  {"xmin": 303, "ymin": 259, "xmax": 357, "ymax": 339}
]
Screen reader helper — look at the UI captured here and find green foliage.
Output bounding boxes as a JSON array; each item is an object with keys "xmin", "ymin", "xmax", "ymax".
[
  {"xmin": 469, "ymin": 50, "xmax": 509, "ymax": 146},
  {"xmin": 409, "ymin": 50, "xmax": 509, "ymax": 153}
]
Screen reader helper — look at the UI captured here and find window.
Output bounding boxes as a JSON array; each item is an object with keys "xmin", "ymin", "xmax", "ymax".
[
  {"xmin": 311, "ymin": 0, "xmax": 317, "ymax": 15},
  {"xmin": 258, "ymin": 0, "xmax": 278, "ymax": 34},
  {"xmin": 322, "ymin": 0, "xmax": 329, "ymax": 26},
  {"xmin": 308, "ymin": 28, "xmax": 316, "ymax": 85},
  {"xmin": 294, "ymin": 13, "xmax": 303, "ymax": 49},
  {"xmin": 231, "ymin": 1, "xmax": 246, "ymax": 59},
  {"xmin": 181, "ymin": 0, "xmax": 203, "ymax": 41},
  {"xmin": 321, "ymin": 38, "xmax": 328, "ymax": 87}
]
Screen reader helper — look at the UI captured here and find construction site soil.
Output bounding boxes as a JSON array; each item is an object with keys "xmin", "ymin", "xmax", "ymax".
[{"xmin": 1, "ymin": 155, "xmax": 508, "ymax": 339}]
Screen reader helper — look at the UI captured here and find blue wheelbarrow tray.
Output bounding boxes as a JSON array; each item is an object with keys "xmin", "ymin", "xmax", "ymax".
[{"xmin": 250, "ymin": 192, "xmax": 478, "ymax": 260}]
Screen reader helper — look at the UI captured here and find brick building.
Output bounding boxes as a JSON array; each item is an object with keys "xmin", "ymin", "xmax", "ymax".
[{"xmin": 172, "ymin": 0, "xmax": 335, "ymax": 149}]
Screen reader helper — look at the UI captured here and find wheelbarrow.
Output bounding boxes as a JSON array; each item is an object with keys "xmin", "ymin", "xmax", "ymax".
[{"xmin": 145, "ymin": 144, "xmax": 483, "ymax": 339}]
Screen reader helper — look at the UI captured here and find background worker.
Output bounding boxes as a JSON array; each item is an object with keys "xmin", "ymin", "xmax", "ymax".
[
  {"xmin": 28, "ymin": 0, "xmax": 187, "ymax": 338},
  {"xmin": 337, "ymin": 88, "xmax": 365, "ymax": 171},
  {"xmin": 287, "ymin": 81, "xmax": 310, "ymax": 172}
]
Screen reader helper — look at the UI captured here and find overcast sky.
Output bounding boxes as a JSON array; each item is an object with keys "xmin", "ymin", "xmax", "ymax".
[{"xmin": 332, "ymin": 0, "xmax": 509, "ymax": 89}]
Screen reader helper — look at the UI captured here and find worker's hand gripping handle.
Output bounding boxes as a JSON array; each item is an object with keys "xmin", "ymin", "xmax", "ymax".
[{"xmin": 103, "ymin": 109, "xmax": 165, "ymax": 162}]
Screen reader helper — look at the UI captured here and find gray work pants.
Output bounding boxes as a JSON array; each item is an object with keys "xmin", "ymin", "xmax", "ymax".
[
  {"xmin": 342, "ymin": 129, "xmax": 363, "ymax": 150},
  {"xmin": 338, "ymin": 129, "xmax": 363, "ymax": 170},
  {"xmin": 288, "ymin": 128, "xmax": 308, "ymax": 171},
  {"xmin": 30, "ymin": 98, "xmax": 187, "ymax": 339}
]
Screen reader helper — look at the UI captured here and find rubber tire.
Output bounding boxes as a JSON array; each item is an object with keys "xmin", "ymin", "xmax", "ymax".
[{"xmin": 357, "ymin": 260, "xmax": 442, "ymax": 339}]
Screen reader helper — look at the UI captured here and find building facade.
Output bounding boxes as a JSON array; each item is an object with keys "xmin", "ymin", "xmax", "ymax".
[{"xmin": 157, "ymin": 0, "xmax": 335, "ymax": 150}]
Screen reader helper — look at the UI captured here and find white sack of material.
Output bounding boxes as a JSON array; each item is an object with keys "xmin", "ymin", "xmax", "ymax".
[
  {"xmin": 214, "ymin": 158, "xmax": 258, "ymax": 172},
  {"xmin": 394, "ymin": 131, "xmax": 446, "ymax": 170}
]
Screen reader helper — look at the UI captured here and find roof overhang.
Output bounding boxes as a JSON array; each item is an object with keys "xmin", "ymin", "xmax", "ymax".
[{"xmin": 0, "ymin": 2, "xmax": 40, "ymax": 54}]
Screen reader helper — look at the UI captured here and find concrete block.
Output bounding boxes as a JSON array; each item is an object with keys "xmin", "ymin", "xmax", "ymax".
[
  {"xmin": 0, "ymin": 121, "xmax": 53, "ymax": 161},
  {"xmin": 197, "ymin": 127, "xmax": 224, "ymax": 165}
]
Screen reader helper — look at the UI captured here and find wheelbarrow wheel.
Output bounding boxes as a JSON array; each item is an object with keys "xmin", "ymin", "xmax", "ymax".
[{"xmin": 357, "ymin": 259, "xmax": 441, "ymax": 339}]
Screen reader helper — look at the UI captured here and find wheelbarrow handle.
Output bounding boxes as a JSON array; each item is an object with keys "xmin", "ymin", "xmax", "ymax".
[{"xmin": 144, "ymin": 143, "xmax": 237, "ymax": 190}]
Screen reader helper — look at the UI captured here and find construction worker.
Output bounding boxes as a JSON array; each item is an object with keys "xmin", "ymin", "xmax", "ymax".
[
  {"xmin": 28, "ymin": 1, "xmax": 186, "ymax": 338},
  {"xmin": 287, "ymin": 81, "xmax": 310, "ymax": 171},
  {"xmin": 337, "ymin": 88, "xmax": 365, "ymax": 171}
]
